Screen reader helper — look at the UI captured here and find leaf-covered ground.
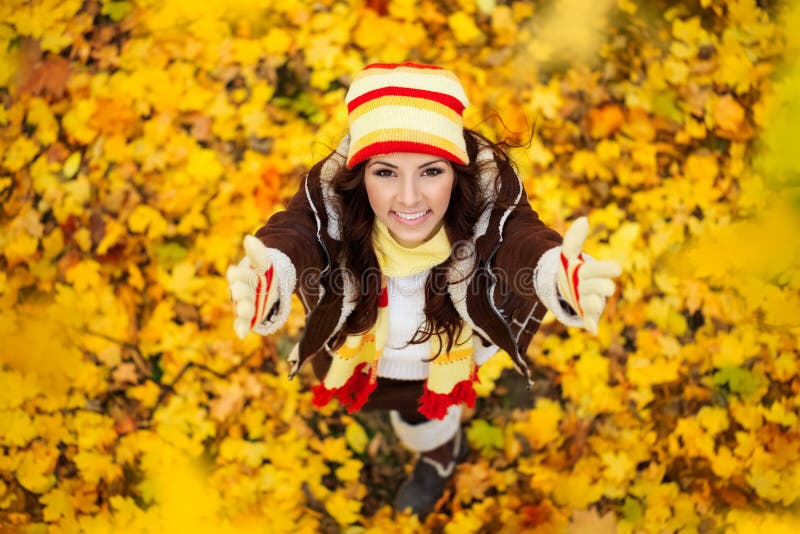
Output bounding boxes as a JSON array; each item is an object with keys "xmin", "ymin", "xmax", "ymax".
[{"xmin": 1, "ymin": 0, "xmax": 799, "ymax": 532}]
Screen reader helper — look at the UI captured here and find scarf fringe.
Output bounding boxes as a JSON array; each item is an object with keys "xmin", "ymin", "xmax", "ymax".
[
  {"xmin": 311, "ymin": 362, "xmax": 377, "ymax": 412},
  {"xmin": 418, "ymin": 371, "xmax": 479, "ymax": 420}
]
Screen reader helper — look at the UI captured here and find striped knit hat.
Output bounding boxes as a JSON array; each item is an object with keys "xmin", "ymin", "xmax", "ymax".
[{"xmin": 344, "ymin": 62, "xmax": 470, "ymax": 169}]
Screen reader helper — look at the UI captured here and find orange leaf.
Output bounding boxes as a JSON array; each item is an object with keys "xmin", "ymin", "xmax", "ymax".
[
  {"xmin": 713, "ymin": 94, "xmax": 745, "ymax": 132},
  {"xmin": 520, "ymin": 503, "xmax": 553, "ymax": 527},
  {"xmin": 566, "ymin": 507, "xmax": 617, "ymax": 534},
  {"xmin": 16, "ymin": 39, "xmax": 71, "ymax": 99},
  {"xmin": 90, "ymin": 98, "xmax": 138, "ymax": 136},
  {"xmin": 588, "ymin": 104, "xmax": 624, "ymax": 138}
]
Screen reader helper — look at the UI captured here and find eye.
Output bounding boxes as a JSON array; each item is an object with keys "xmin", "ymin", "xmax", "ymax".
[
  {"xmin": 422, "ymin": 167, "xmax": 445, "ymax": 176},
  {"xmin": 373, "ymin": 168, "xmax": 395, "ymax": 177}
]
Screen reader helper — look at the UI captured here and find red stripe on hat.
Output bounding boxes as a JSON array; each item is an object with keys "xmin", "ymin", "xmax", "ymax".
[
  {"xmin": 363, "ymin": 62, "xmax": 444, "ymax": 71},
  {"xmin": 347, "ymin": 141, "xmax": 465, "ymax": 169},
  {"xmin": 348, "ymin": 86, "xmax": 465, "ymax": 114}
]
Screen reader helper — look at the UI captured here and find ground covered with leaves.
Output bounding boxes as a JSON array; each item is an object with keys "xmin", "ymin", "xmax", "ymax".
[{"xmin": 1, "ymin": 0, "xmax": 799, "ymax": 532}]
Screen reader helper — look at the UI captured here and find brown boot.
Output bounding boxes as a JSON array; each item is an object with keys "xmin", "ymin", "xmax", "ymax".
[{"xmin": 393, "ymin": 428, "xmax": 469, "ymax": 518}]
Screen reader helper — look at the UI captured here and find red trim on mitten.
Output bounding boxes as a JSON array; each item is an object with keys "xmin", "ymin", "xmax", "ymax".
[{"xmin": 311, "ymin": 362, "xmax": 377, "ymax": 412}]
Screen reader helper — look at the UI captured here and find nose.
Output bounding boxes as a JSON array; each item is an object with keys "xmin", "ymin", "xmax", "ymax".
[{"xmin": 397, "ymin": 175, "xmax": 421, "ymax": 207}]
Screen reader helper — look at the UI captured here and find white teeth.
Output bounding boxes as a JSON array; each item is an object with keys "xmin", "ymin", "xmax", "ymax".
[{"xmin": 395, "ymin": 211, "xmax": 428, "ymax": 220}]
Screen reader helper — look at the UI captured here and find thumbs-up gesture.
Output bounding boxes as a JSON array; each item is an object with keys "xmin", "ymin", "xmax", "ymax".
[
  {"xmin": 557, "ymin": 217, "xmax": 622, "ymax": 334},
  {"xmin": 226, "ymin": 235, "xmax": 277, "ymax": 339}
]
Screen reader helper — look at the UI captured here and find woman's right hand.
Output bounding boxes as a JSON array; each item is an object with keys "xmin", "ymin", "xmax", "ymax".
[{"xmin": 226, "ymin": 235, "xmax": 276, "ymax": 339}]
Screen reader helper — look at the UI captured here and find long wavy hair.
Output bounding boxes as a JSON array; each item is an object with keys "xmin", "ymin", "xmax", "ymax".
[{"xmin": 328, "ymin": 128, "xmax": 516, "ymax": 356}]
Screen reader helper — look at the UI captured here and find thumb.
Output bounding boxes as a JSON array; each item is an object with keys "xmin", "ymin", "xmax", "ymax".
[
  {"xmin": 243, "ymin": 235, "xmax": 271, "ymax": 269},
  {"xmin": 561, "ymin": 216, "xmax": 589, "ymax": 260}
]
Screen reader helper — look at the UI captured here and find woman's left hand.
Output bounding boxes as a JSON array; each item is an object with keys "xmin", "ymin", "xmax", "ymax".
[{"xmin": 557, "ymin": 217, "xmax": 622, "ymax": 334}]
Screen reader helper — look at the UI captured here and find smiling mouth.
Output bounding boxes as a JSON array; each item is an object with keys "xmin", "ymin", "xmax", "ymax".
[{"xmin": 393, "ymin": 210, "xmax": 431, "ymax": 221}]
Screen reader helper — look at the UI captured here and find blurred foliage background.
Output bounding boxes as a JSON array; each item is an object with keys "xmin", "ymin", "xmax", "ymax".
[{"xmin": 1, "ymin": 0, "xmax": 799, "ymax": 532}]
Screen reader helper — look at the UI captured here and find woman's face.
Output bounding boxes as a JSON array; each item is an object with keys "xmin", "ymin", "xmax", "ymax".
[{"xmin": 364, "ymin": 152, "xmax": 455, "ymax": 248}]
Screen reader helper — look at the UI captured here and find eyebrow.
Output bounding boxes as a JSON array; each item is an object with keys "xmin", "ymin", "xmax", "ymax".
[{"xmin": 368, "ymin": 159, "xmax": 447, "ymax": 169}]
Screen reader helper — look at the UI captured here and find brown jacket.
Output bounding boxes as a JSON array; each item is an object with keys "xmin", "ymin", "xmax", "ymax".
[{"xmin": 254, "ymin": 132, "xmax": 564, "ymax": 386}]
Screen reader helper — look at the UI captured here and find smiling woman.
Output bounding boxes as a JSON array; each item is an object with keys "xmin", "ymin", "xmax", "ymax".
[
  {"xmin": 226, "ymin": 62, "xmax": 621, "ymax": 517},
  {"xmin": 364, "ymin": 153, "xmax": 455, "ymax": 247}
]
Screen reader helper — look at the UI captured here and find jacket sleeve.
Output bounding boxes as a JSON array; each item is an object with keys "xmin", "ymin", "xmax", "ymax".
[
  {"xmin": 250, "ymin": 176, "xmax": 327, "ymax": 335},
  {"xmin": 492, "ymin": 183, "xmax": 584, "ymax": 327}
]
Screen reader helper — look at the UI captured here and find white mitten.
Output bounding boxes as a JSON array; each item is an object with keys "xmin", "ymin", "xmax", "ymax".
[
  {"xmin": 557, "ymin": 217, "xmax": 622, "ymax": 334},
  {"xmin": 226, "ymin": 235, "xmax": 278, "ymax": 339}
]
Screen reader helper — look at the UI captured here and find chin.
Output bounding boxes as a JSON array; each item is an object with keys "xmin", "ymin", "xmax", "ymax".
[{"xmin": 390, "ymin": 224, "xmax": 434, "ymax": 247}]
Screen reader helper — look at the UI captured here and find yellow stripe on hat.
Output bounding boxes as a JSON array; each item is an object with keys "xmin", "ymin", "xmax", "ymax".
[{"xmin": 348, "ymin": 94, "xmax": 463, "ymax": 125}]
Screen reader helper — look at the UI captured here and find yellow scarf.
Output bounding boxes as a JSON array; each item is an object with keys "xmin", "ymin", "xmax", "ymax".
[{"xmin": 312, "ymin": 220, "xmax": 478, "ymax": 419}]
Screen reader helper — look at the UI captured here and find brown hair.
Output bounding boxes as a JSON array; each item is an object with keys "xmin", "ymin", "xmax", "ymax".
[{"xmin": 329, "ymin": 128, "xmax": 516, "ymax": 355}]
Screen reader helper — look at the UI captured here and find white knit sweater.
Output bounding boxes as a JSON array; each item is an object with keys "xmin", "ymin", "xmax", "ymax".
[{"xmin": 376, "ymin": 270, "xmax": 499, "ymax": 380}]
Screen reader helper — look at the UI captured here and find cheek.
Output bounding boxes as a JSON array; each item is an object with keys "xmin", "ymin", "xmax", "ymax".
[
  {"xmin": 364, "ymin": 177, "xmax": 388, "ymax": 213},
  {"xmin": 431, "ymin": 176, "xmax": 455, "ymax": 209}
]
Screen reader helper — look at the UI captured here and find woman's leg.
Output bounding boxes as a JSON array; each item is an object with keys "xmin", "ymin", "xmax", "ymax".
[
  {"xmin": 363, "ymin": 379, "xmax": 469, "ymax": 517},
  {"xmin": 312, "ymin": 355, "xmax": 468, "ymax": 516}
]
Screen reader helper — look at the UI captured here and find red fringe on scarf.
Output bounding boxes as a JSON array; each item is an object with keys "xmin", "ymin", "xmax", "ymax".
[
  {"xmin": 418, "ymin": 370, "xmax": 479, "ymax": 420},
  {"xmin": 311, "ymin": 362, "xmax": 377, "ymax": 413}
]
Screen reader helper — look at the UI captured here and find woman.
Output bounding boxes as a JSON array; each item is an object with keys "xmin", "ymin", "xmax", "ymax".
[{"xmin": 227, "ymin": 62, "xmax": 621, "ymax": 517}]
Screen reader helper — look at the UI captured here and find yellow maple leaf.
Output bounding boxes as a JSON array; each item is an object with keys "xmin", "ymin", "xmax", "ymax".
[
  {"xmin": 0, "ymin": 370, "xmax": 41, "ymax": 410},
  {"xmin": 64, "ymin": 260, "xmax": 102, "ymax": 292},
  {"xmin": 730, "ymin": 401, "xmax": 764, "ymax": 431},
  {"xmin": 710, "ymin": 445, "xmax": 740, "ymax": 478},
  {"xmin": 529, "ymin": 80, "xmax": 563, "ymax": 119},
  {"xmin": 26, "ymin": 97, "xmax": 59, "ymax": 145},
  {"xmin": 670, "ymin": 418, "xmax": 714, "ymax": 458},
  {"xmin": 600, "ymin": 450, "xmax": 635, "ymax": 484},
  {"xmin": 315, "ymin": 436, "xmax": 350, "ymax": 463},
  {"xmin": 762, "ymin": 402, "xmax": 798, "ymax": 428},
  {"xmin": 128, "ymin": 204, "xmax": 169, "ymax": 239},
  {"xmin": 551, "ymin": 460, "xmax": 605, "ymax": 509},
  {"xmin": 697, "ymin": 406, "xmax": 729, "ymax": 436},
  {"xmin": 474, "ymin": 350, "xmax": 512, "ymax": 397},
  {"xmin": 570, "ymin": 150, "xmax": 612, "ymax": 180},
  {"xmin": 448, "ymin": 12, "xmax": 484, "ymax": 45},
  {"xmin": 725, "ymin": 509, "xmax": 800, "ymax": 534},
  {"xmin": 2, "ymin": 136, "xmax": 39, "ymax": 172},
  {"xmin": 335, "ymin": 459, "xmax": 362, "ymax": 482},
  {"xmin": 40, "ymin": 486, "xmax": 75, "ymax": 522},
  {"xmin": 324, "ymin": 489, "xmax": 361, "ymax": 526},
  {"xmin": 61, "ymin": 98, "xmax": 99, "ymax": 145},
  {"xmin": 0, "ymin": 409, "xmax": 37, "ymax": 447},
  {"xmin": 72, "ymin": 411, "xmax": 117, "ymax": 450},
  {"xmin": 684, "ymin": 151, "xmax": 719, "ymax": 182},
  {"xmin": 159, "ymin": 261, "xmax": 206, "ymax": 303},
  {"xmin": 516, "ymin": 398, "xmax": 563, "ymax": 449},
  {"xmin": 16, "ymin": 444, "xmax": 57, "ymax": 493}
]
